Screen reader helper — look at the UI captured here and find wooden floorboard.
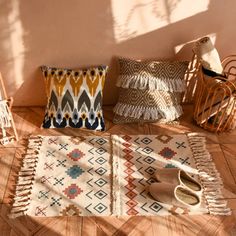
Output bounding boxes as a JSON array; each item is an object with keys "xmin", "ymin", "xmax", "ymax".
[{"xmin": 0, "ymin": 105, "xmax": 235, "ymax": 236}]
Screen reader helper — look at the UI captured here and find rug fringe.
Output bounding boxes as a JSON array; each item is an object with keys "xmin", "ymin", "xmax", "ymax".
[
  {"xmin": 187, "ymin": 133, "xmax": 231, "ymax": 215},
  {"xmin": 9, "ymin": 135, "xmax": 43, "ymax": 218}
]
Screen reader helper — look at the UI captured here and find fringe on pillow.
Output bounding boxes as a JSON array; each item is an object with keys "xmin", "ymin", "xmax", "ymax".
[
  {"xmin": 187, "ymin": 133, "xmax": 231, "ymax": 215},
  {"xmin": 9, "ymin": 136, "xmax": 43, "ymax": 218},
  {"xmin": 116, "ymin": 75, "xmax": 186, "ymax": 92},
  {"xmin": 113, "ymin": 103, "xmax": 183, "ymax": 121}
]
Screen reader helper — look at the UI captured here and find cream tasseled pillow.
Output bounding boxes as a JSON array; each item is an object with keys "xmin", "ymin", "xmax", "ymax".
[{"xmin": 113, "ymin": 57, "xmax": 189, "ymax": 124}]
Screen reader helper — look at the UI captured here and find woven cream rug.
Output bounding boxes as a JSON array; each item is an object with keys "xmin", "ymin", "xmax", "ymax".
[{"xmin": 9, "ymin": 134, "xmax": 231, "ymax": 218}]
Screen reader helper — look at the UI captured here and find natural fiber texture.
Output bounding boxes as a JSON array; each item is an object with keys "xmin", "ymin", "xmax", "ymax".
[
  {"xmin": 113, "ymin": 88, "xmax": 183, "ymax": 123},
  {"xmin": 116, "ymin": 57, "xmax": 188, "ymax": 91},
  {"xmin": 113, "ymin": 57, "xmax": 187, "ymax": 124},
  {"xmin": 187, "ymin": 133, "xmax": 231, "ymax": 215},
  {"xmin": 113, "ymin": 114, "xmax": 180, "ymax": 125},
  {"xmin": 10, "ymin": 136, "xmax": 112, "ymax": 218},
  {"xmin": 117, "ymin": 75, "xmax": 186, "ymax": 92},
  {"xmin": 10, "ymin": 134, "xmax": 230, "ymax": 218},
  {"xmin": 112, "ymin": 134, "xmax": 231, "ymax": 216},
  {"xmin": 114, "ymin": 103, "xmax": 183, "ymax": 121}
]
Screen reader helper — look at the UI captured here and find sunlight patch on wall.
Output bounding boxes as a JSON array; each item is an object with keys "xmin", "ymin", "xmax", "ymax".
[
  {"xmin": 111, "ymin": 0, "xmax": 209, "ymax": 43},
  {"xmin": 7, "ymin": 0, "xmax": 25, "ymax": 88},
  {"xmin": 174, "ymin": 33, "xmax": 217, "ymax": 54}
]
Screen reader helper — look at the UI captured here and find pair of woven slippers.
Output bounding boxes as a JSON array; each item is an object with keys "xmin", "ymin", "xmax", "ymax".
[{"xmin": 149, "ymin": 168, "xmax": 203, "ymax": 209}]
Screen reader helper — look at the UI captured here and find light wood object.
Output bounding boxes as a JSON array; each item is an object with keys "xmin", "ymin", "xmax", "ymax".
[
  {"xmin": 193, "ymin": 54, "xmax": 236, "ymax": 132},
  {"xmin": 182, "ymin": 53, "xmax": 201, "ymax": 104},
  {"xmin": 0, "ymin": 73, "xmax": 18, "ymax": 144},
  {"xmin": 0, "ymin": 106, "xmax": 235, "ymax": 235}
]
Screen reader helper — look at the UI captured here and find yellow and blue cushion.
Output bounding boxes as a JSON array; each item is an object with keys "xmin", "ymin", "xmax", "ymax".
[{"xmin": 41, "ymin": 65, "xmax": 108, "ymax": 131}]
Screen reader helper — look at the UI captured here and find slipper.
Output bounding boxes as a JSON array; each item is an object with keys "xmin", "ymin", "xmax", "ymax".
[
  {"xmin": 149, "ymin": 182, "xmax": 201, "ymax": 209},
  {"xmin": 154, "ymin": 168, "xmax": 202, "ymax": 194}
]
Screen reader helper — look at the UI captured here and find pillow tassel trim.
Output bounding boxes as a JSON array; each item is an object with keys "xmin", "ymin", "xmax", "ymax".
[
  {"xmin": 9, "ymin": 136, "xmax": 43, "ymax": 218},
  {"xmin": 116, "ymin": 75, "xmax": 186, "ymax": 92},
  {"xmin": 113, "ymin": 103, "xmax": 183, "ymax": 121}
]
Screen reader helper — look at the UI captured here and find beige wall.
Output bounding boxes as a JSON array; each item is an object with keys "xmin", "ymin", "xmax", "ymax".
[{"xmin": 0, "ymin": 0, "xmax": 236, "ymax": 106}]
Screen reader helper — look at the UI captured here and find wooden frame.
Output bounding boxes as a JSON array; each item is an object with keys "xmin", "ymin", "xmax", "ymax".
[
  {"xmin": 0, "ymin": 73, "xmax": 18, "ymax": 144},
  {"xmin": 193, "ymin": 54, "xmax": 236, "ymax": 132}
]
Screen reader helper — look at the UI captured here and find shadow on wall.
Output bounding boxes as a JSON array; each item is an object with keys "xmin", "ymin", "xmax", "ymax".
[{"xmin": 0, "ymin": 0, "xmax": 236, "ymax": 106}]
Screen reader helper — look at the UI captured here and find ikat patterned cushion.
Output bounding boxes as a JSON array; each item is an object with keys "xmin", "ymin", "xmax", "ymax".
[
  {"xmin": 41, "ymin": 65, "xmax": 108, "ymax": 130},
  {"xmin": 113, "ymin": 57, "xmax": 189, "ymax": 124}
]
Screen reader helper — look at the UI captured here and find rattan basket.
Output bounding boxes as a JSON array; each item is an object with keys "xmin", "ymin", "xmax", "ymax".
[{"xmin": 193, "ymin": 67, "xmax": 236, "ymax": 132}]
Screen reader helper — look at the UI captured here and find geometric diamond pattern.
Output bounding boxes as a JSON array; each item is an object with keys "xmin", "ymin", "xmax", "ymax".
[
  {"xmin": 95, "ymin": 147, "xmax": 107, "ymax": 155},
  {"xmin": 127, "ymin": 208, "xmax": 138, "ymax": 215},
  {"xmin": 96, "ymin": 138, "xmax": 107, "ymax": 145},
  {"xmin": 67, "ymin": 148, "xmax": 85, "ymax": 161},
  {"xmin": 125, "ymin": 191, "xmax": 137, "ymax": 199},
  {"xmin": 10, "ymin": 134, "xmax": 207, "ymax": 218},
  {"xmin": 144, "ymin": 166, "xmax": 156, "ymax": 175},
  {"xmin": 122, "ymin": 135, "xmax": 132, "ymax": 142},
  {"xmin": 142, "ymin": 147, "xmax": 153, "ymax": 154},
  {"xmin": 149, "ymin": 202, "xmax": 163, "ymax": 213},
  {"xmin": 95, "ymin": 167, "xmax": 107, "ymax": 176},
  {"xmin": 125, "ymin": 181, "xmax": 136, "ymax": 191},
  {"xmin": 156, "ymin": 134, "xmax": 173, "ymax": 144},
  {"xmin": 66, "ymin": 165, "xmax": 84, "ymax": 179},
  {"xmin": 95, "ymin": 157, "xmax": 107, "ymax": 165},
  {"xmin": 124, "ymin": 161, "xmax": 134, "ymax": 168},
  {"xmin": 124, "ymin": 167, "xmax": 135, "ymax": 175},
  {"xmin": 94, "ymin": 190, "xmax": 108, "ymax": 199},
  {"xmin": 63, "ymin": 184, "xmax": 83, "ymax": 199},
  {"xmin": 146, "ymin": 177, "xmax": 156, "ymax": 185},
  {"xmin": 94, "ymin": 178, "xmax": 107, "ymax": 187},
  {"xmin": 11, "ymin": 135, "xmax": 112, "ymax": 218},
  {"xmin": 122, "ymin": 140, "xmax": 138, "ymax": 216},
  {"xmin": 127, "ymin": 199, "xmax": 138, "ymax": 208},
  {"xmin": 159, "ymin": 147, "xmax": 177, "ymax": 159},
  {"xmin": 140, "ymin": 137, "xmax": 152, "ymax": 145},
  {"xmin": 143, "ymin": 156, "xmax": 155, "ymax": 164},
  {"xmin": 93, "ymin": 203, "xmax": 107, "ymax": 213}
]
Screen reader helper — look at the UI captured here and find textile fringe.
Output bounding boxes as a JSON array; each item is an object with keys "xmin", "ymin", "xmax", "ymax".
[
  {"xmin": 9, "ymin": 136, "xmax": 43, "ymax": 218},
  {"xmin": 187, "ymin": 133, "xmax": 231, "ymax": 215},
  {"xmin": 116, "ymin": 75, "xmax": 186, "ymax": 92},
  {"xmin": 113, "ymin": 103, "xmax": 183, "ymax": 121}
]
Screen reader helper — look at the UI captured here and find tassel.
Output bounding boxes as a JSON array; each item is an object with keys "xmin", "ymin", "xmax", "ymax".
[
  {"xmin": 9, "ymin": 135, "xmax": 42, "ymax": 218},
  {"xmin": 116, "ymin": 75, "xmax": 186, "ymax": 92},
  {"xmin": 113, "ymin": 103, "xmax": 183, "ymax": 121},
  {"xmin": 187, "ymin": 133, "xmax": 231, "ymax": 215}
]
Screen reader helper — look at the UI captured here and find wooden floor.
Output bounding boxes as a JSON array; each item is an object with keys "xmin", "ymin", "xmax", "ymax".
[{"xmin": 0, "ymin": 105, "xmax": 236, "ymax": 236}]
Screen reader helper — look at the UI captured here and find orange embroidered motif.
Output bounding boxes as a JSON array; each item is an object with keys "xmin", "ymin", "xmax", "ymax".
[
  {"xmin": 54, "ymin": 76, "xmax": 67, "ymax": 97},
  {"xmin": 70, "ymin": 75, "xmax": 83, "ymax": 97},
  {"xmin": 86, "ymin": 74, "xmax": 99, "ymax": 97}
]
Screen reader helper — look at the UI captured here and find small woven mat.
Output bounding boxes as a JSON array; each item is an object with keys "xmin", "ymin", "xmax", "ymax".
[{"xmin": 9, "ymin": 133, "xmax": 231, "ymax": 218}]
